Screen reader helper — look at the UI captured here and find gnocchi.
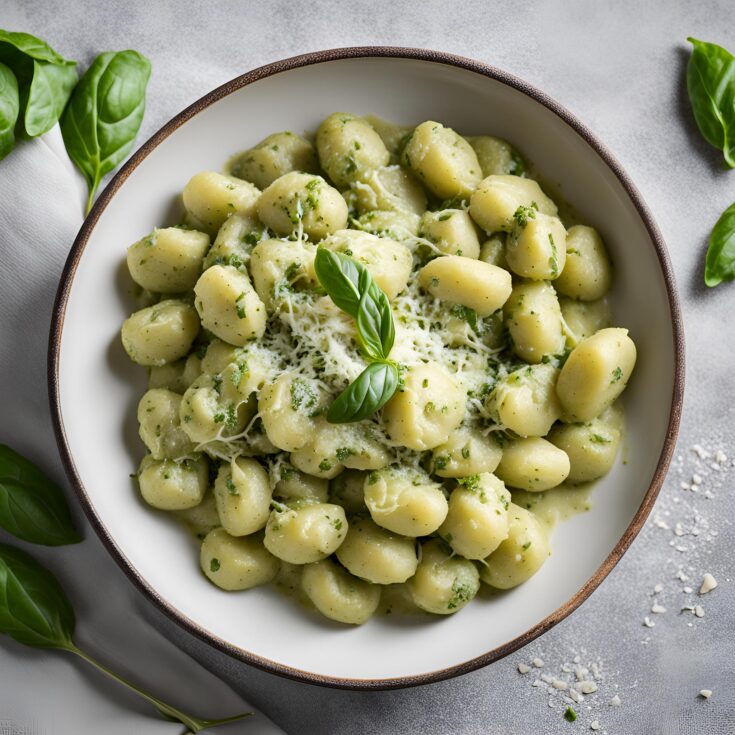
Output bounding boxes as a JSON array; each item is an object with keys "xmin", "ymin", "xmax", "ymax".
[{"xmin": 121, "ymin": 112, "xmax": 636, "ymax": 625}]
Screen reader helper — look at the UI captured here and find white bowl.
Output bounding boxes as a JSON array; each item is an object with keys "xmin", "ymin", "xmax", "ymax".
[{"xmin": 49, "ymin": 48, "xmax": 684, "ymax": 689}]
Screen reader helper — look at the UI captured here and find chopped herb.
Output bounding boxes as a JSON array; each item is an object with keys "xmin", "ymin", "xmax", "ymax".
[
  {"xmin": 590, "ymin": 433, "xmax": 612, "ymax": 444},
  {"xmin": 434, "ymin": 455, "xmax": 449, "ymax": 471},
  {"xmin": 611, "ymin": 366, "xmax": 623, "ymax": 384},
  {"xmin": 548, "ymin": 233, "xmax": 559, "ymax": 277},
  {"xmin": 212, "ymin": 375, "xmax": 223, "ymax": 394},
  {"xmin": 335, "ymin": 447, "xmax": 354, "ymax": 462},
  {"xmin": 449, "ymin": 303, "xmax": 479, "ymax": 332},
  {"xmin": 447, "ymin": 580, "xmax": 474, "ymax": 610},
  {"xmin": 213, "ymin": 412, "xmax": 225, "ymax": 424},
  {"xmin": 437, "ymin": 212, "xmax": 453, "ymax": 222},
  {"xmin": 332, "ymin": 518, "xmax": 343, "ymax": 531},
  {"xmin": 225, "ymin": 477, "xmax": 238, "ymax": 496},
  {"xmin": 522, "ymin": 541, "xmax": 532, "ymax": 551},
  {"xmin": 461, "ymin": 446, "xmax": 471, "ymax": 459},
  {"xmin": 235, "ymin": 292, "xmax": 247, "ymax": 319},
  {"xmin": 458, "ymin": 474, "xmax": 481, "ymax": 492},
  {"xmin": 290, "ymin": 378, "xmax": 318, "ymax": 412},
  {"xmin": 367, "ymin": 471, "xmax": 380, "ymax": 485},
  {"xmin": 210, "ymin": 558, "xmax": 221, "ymax": 572},
  {"xmin": 564, "ymin": 707, "xmax": 576, "ymax": 723},
  {"xmin": 318, "ymin": 459, "xmax": 333, "ymax": 472},
  {"xmin": 512, "ymin": 203, "xmax": 537, "ymax": 227}
]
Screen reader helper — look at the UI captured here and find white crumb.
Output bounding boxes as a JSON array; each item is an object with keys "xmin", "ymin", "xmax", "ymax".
[
  {"xmin": 651, "ymin": 603, "xmax": 667, "ymax": 614},
  {"xmin": 609, "ymin": 694, "xmax": 621, "ymax": 706},
  {"xmin": 700, "ymin": 573, "xmax": 718, "ymax": 594},
  {"xmin": 699, "ymin": 689, "xmax": 712, "ymax": 699},
  {"xmin": 694, "ymin": 605, "xmax": 705, "ymax": 618},
  {"xmin": 532, "ymin": 658, "xmax": 544, "ymax": 668},
  {"xmin": 590, "ymin": 721, "xmax": 601, "ymax": 731},
  {"xmin": 518, "ymin": 663, "xmax": 530, "ymax": 674},
  {"xmin": 579, "ymin": 681, "xmax": 598, "ymax": 694}
]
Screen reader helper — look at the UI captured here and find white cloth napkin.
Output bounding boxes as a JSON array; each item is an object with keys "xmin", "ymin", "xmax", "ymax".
[{"xmin": 0, "ymin": 127, "xmax": 284, "ymax": 735}]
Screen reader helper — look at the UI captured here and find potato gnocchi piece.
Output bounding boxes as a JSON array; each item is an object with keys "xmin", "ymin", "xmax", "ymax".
[
  {"xmin": 335, "ymin": 517, "xmax": 418, "ymax": 584},
  {"xmin": 137, "ymin": 389, "xmax": 196, "ymax": 460},
  {"xmin": 556, "ymin": 328, "xmax": 636, "ymax": 422},
  {"xmin": 353, "ymin": 209, "xmax": 421, "ymax": 239},
  {"xmin": 506, "ymin": 211, "xmax": 567, "ymax": 280},
  {"xmin": 258, "ymin": 372, "xmax": 325, "ymax": 452},
  {"xmin": 486, "ymin": 363, "xmax": 562, "ymax": 437},
  {"xmin": 352, "ymin": 165, "xmax": 427, "ymax": 215},
  {"xmin": 467, "ymin": 136, "xmax": 524, "ymax": 177},
  {"xmin": 302, "ymin": 558, "xmax": 381, "ymax": 625},
  {"xmin": 328, "ymin": 470, "xmax": 368, "ymax": 514},
  {"xmin": 201, "ymin": 527, "xmax": 279, "ymax": 591},
  {"xmin": 548, "ymin": 408, "xmax": 622, "ymax": 483},
  {"xmin": 407, "ymin": 539, "xmax": 480, "ymax": 615},
  {"xmin": 431, "ymin": 427, "xmax": 502, "ymax": 478},
  {"xmin": 478, "ymin": 235, "xmax": 508, "ymax": 269},
  {"xmin": 364, "ymin": 467, "xmax": 448, "ymax": 537},
  {"xmin": 127, "ymin": 227, "xmax": 210, "ymax": 293},
  {"xmin": 121, "ymin": 299, "xmax": 200, "ymax": 367},
  {"xmin": 179, "ymin": 374, "xmax": 256, "ymax": 445},
  {"xmin": 402, "ymin": 120, "xmax": 482, "ymax": 199},
  {"xmin": 559, "ymin": 296, "xmax": 612, "ymax": 346},
  {"xmin": 257, "ymin": 172, "xmax": 348, "ymax": 240},
  {"xmin": 382, "ymin": 363, "xmax": 465, "ymax": 451},
  {"xmin": 137, "ymin": 454, "xmax": 208, "ymax": 511},
  {"xmin": 264, "ymin": 502, "xmax": 348, "ymax": 564},
  {"xmin": 213, "ymin": 457, "xmax": 272, "ymax": 536},
  {"xmin": 316, "ymin": 112, "xmax": 390, "ymax": 187},
  {"xmin": 249, "ymin": 238, "xmax": 318, "ymax": 309},
  {"xmin": 193, "ymin": 264, "xmax": 266, "ymax": 345},
  {"xmin": 320, "ymin": 229, "xmax": 412, "ymax": 300},
  {"xmin": 274, "ymin": 468, "xmax": 329, "ymax": 504},
  {"xmin": 480, "ymin": 504, "xmax": 550, "ymax": 589},
  {"xmin": 469, "ymin": 174, "xmax": 557, "ymax": 233},
  {"xmin": 555, "ymin": 225, "xmax": 612, "ymax": 301},
  {"xmin": 419, "ymin": 209, "xmax": 481, "ymax": 258},
  {"xmin": 418, "ymin": 255, "xmax": 512, "ymax": 318},
  {"xmin": 183, "ymin": 172, "xmax": 260, "ymax": 236},
  {"xmin": 228, "ymin": 131, "xmax": 318, "ymax": 190},
  {"xmin": 148, "ymin": 353, "xmax": 201, "ymax": 393},
  {"xmin": 439, "ymin": 473, "xmax": 511, "ymax": 559},
  {"xmin": 495, "ymin": 437, "xmax": 570, "ymax": 491},
  {"xmin": 175, "ymin": 490, "xmax": 220, "ymax": 537},
  {"xmin": 203, "ymin": 213, "xmax": 264, "ymax": 271},
  {"xmin": 504, "ymin": 280, "xmax": 565, "ymax": 364}
]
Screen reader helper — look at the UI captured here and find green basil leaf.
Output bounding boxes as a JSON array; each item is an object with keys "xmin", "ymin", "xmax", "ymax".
[
  {"xmin": 0, "ymin": 543, "xmax": 75, "ymax": 649},
  {"xmin": 0, "ymin": 30, "xmax": 77, "ymax": 138},
  {"xmin": 314, "ymin": 248, "xmax": 362, "ymax": 317},
  {"xmin": 0, "ymin": 62, "xmax": 19, "ymax": 159},
  {"xmin": 356, "ymin": 270, "xmax": 395, "ymax": 360},
  {"xmin": 705, "ymin": 201, "xmax": 735, "ymax": 286},
  {"xmin": 327, "ymin": 361, "xmax": 399, "ymax": 423},
  {"xmin": 686, "ymin": 37, "xmax": 735, "ymax": 168},
  {"xmin": 0, "ymin": 444, "xmax": 81, "ymax": 546},
  {"xmin": 23, "ymin": 59, "xmax": 77, "ymax": 137},
  {"xmin": 0, "ymin": 30, "xmax": 73, "ymax": 65},
  {"xmin": 315, "ymin": 247, "xmax": 395, "ymax": 360},
  {"xmin": 61, "ymin": 50, "xmax": 151, "ymax": 213}
]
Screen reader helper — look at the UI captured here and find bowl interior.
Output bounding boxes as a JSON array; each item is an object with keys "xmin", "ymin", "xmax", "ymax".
[{"xmin": 54, "ymin": 54, "xmax": 679, "ymax": 685}]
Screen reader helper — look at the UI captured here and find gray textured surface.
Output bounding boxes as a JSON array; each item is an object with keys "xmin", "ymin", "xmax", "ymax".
[{"xmin": 1, "ymin": 0, "xmax": 734, "ymax": 733}]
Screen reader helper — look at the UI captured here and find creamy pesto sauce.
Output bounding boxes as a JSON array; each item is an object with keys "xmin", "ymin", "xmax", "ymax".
[{"xmin": 511, "ymin": 483, "xmax": 595, "ymax": 532}]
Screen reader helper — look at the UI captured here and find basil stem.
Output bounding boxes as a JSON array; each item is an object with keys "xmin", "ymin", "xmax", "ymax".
[
  {"xmin": 686, "ymin": 37, "xmax": 735, "ymax": 168},
  {"xmin": 705, "ymin": 201, "xmax": 735, "ymax": 287},
  {"xmin": 0, "ymin": 544, "xmax": 252, "ymax": 732},
  {"xmin": 61, "ymin": 50, "xmax": 151, "ymax": 214},
  {"xmin": 0, "ymin": 444, "xmax": 81, "ymax": 546}
]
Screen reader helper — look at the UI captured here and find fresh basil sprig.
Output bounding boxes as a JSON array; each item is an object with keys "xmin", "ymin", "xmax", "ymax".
[
  {"xmin": 0, "ymin": 63, "xmax": 19, "ymax": 159},
  {"xmin": 61, "ymin": 50, "xmax": 151, "ymax": 213},
  {"xmin": 704, "ymin": 201, "xmax": 735, "ymax": 286},
  {"xmin": 0, "ymin": 543, "xmax": 252, "ymax": 732},
  {"xmin": 0, "ymin": 444, "xmax": 81, "ymax": 546},
  {"xmin": 314, "ymin": 248, "xmax": 400, "ymax": 423},
  {"xmin": 686, "ymin": 37, "xmax": 735, "ymax": 168}
]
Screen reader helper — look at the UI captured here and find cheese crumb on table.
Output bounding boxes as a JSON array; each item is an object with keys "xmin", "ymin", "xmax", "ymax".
[
  {"xmin": 532, "ymin": 658, "xmax": 544, "ymax": 668},
  {"xmin": 651, "ymin": 603, "xmax": 667, "ymax": 614},
  {"xmin": 590, "ymin": 721, "xmax": 601, "ymax": 731},
  {"xmin": 609, "ymin": 694, "xmax": 621, "ymax": 706},
  {"xmin": 694, "ymin": 605, "xmax": 705, "ymax": 618},
  {"xmin": 699, "ymin": 573, "xmax": 717, "ymax": 594},
  {"xmin": 699, "ymin": 689, "xmax": 712, "ymax": 699},
  {"xmin": 518, "ymin": 663, "xmax": 531, "ymax": 674}
]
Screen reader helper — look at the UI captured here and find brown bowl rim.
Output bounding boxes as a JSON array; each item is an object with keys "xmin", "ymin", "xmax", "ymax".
[{"xmin": 47, "ymin": 45, "xmax": 685, "ymax": 691}]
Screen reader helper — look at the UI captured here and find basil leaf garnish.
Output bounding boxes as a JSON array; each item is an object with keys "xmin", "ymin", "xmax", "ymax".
[
  {"xmin": 0, "ymin": 62, "xmax": 19, "ymax": 159},
  {"xmin": 686, "ymin": 37, "xmax": 735, "ymax": 168},
  {"xmin": 327, "ymin": 361, "xmax": 400, "ymax": 423},
  {"xmin": 705, "ymin": 201, "xmax": 735, "ymax": 286},
  {"xmin": 0, "ymin": 543, "xmax": 75, "ymax": 650},
  {"xmin": 0, "ymin": 444, "xmax": 81, "ymax": 546},
  {"xmin": 61, "ymin": 50, "xmax": 151, "ymax": 213}
]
